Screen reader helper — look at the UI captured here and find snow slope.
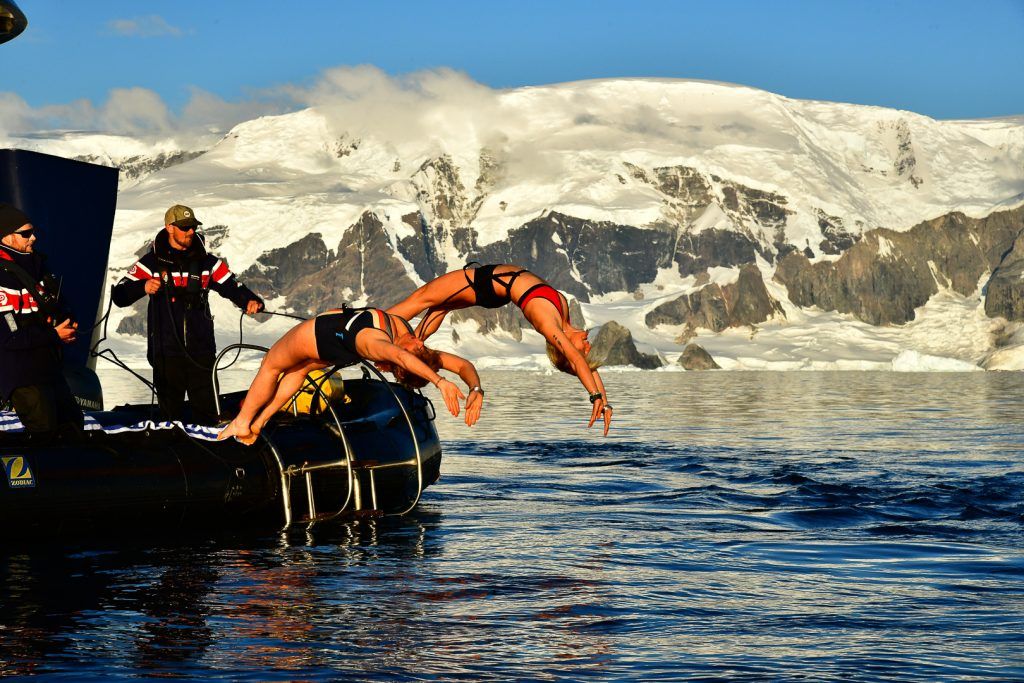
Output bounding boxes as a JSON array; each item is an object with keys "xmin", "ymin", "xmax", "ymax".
[{"xmin": 8, "ymin": 78, "xmax": 1024, "ymax": 371}]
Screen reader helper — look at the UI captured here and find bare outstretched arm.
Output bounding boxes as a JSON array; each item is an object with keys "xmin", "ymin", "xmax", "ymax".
[
  {"xmin": 592, "ymin": 370, "xmax": 612, "ymax": 436},
  {"xmin": 545, "ymin": 325, "xmax": 612, "ymax": 435},
  {"xmin": 438, "ymin": 350, "xmax": 484, "ymax": 426},
  {"xmin": 361, "ymin": 335, "xmax": 466, "ymax": 417}
]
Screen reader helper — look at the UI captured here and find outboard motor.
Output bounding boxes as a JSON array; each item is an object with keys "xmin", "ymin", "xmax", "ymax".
[{"xmin": 64, "ymin": 366, "xmax": 104, "ymax": 412}]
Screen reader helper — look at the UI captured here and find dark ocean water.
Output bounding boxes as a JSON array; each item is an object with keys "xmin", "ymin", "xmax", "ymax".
[{"xmin": 2, "ymin": 371, "xmax": 1023, "ymax": 680}]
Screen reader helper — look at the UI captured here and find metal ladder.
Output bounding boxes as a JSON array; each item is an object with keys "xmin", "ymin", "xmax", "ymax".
[{"xmin": 212, "ymin": 344, "xmax": 426, "ymax": 524}]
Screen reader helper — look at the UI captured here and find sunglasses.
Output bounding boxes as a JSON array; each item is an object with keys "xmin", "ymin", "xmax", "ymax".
[
  {"xmin": 172, "ymin": 223, "xmax": 197, "ymax": 233},
  {"xmin": 14, "ymin": 228, "xmax": 35, "ymax": 239}
]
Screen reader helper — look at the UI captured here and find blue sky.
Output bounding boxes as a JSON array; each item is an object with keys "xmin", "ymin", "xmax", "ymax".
[{"xmin": 4, "ymin": 0, "xmax": 1023, "ymax": 123}]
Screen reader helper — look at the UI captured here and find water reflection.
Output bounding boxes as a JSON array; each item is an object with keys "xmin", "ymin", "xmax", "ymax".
[{"xmin": 2, "ymin": 370, "xmax": 1020, "ymax": 678}]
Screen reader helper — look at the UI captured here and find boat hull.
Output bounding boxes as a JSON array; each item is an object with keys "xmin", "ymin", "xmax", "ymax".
[{"xmin": 0, "ymin": 380, "xmax": 441, "ymax": 540}]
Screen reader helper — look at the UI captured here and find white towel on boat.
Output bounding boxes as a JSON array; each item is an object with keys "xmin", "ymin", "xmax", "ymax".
[{"xmin": 0, "ymin": 411, "xmax": 221, "ymax": 441}]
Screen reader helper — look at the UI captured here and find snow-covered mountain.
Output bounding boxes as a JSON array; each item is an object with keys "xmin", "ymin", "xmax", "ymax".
[{"xmin": 9, "ymin": 78, "xmax": 1024, "ymax": 371}]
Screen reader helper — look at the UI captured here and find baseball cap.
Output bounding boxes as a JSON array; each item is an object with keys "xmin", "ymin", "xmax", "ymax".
[
  {"xmin": 0, "ymin": 203, "xmax": 30, "ymax": 238},
  {"xmin": 164, "ymin": 204, "xmax": 202, "ymax": 228}
]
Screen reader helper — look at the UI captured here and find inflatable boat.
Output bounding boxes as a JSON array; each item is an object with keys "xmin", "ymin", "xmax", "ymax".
[
  {"xmin": 1, "ymin": 374, "xmax": 442, "ymax": 539},
  {"xmin": 0, "ymin": 149, "xmax": 444, "ymax": 540}
]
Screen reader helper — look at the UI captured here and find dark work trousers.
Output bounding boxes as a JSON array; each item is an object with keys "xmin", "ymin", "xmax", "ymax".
[
  {"xmin": 151, "ymin": 353, "xmax": 219, "ymax": 425},
  {"xmin": 10, "ymin": 378, "xmax": 84, "ymax": 434}
]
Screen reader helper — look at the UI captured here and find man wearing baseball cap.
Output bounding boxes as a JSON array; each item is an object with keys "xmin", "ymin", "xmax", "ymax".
[
  {"xmin": 112, "ymin": 204, "xmax": 264, "ymax": 424},
  {"xmin": 0, "ymin": 203, "xmax": 83, "ymax": 433}
]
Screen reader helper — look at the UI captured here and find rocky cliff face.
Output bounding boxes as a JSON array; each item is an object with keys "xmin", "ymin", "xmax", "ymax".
[
  {"xmin": 190, "ymin": 108, "xmax": 1024, "ymax": 352},
  {"xmin": 75, "ymin": 150, "xmax": 206, "ymax": 188},
  {"xmin": 645, "ymin": 264, "xmax": 784, "ymax": 337},
  {"xmin": 984, "ymin": 222, "xmax": 1024, "ymax": 321},
  {"xmin": 774, "ymin": 207, "xmax": 1024, "ymax": 325},
  {"xmin": 232, "ymin": 201, "xmax": 1024, "ymax": 351},
  {"xmin": 46, "ymin": 79, "xmax": 1024, "ymax": 368},
  {"xmin": 239, "ymin": 212, "xmax": 417, "ymax": 316}
]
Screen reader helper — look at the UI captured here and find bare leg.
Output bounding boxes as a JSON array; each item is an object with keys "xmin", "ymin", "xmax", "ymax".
[
  {"xmin": 216, "ymin": 360, "xmax": 283, "ymax": 444},
  {"xmin": 217, "ymin": 320, "xmax": 316, "ymax": 444},
  {"xmin": 249, "ymin": 360, "xmax": 328, "ymax": 437},
  {"xmin": 386, "ymin": 270, "xmax": 475, "ymax": 324}
]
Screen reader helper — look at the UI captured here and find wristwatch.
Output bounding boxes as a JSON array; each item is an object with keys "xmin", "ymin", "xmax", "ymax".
[
  {"xmin": 589, "ymin": 392, "xmax": 604, "ymax": 404},
  {"xmin": 470, "ymin": 386, "xmax": 485, "ymax": 397}
]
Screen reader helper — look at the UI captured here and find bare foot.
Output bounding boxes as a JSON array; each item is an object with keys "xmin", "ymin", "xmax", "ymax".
[
  {"xmin": 234, "ymin": 432, "xmax": 259, "ymax": 446},
  {"xmin": 237, "ymin": 423, "xmax": 264, "ymax": 446},
  {"xmin": 217, "ymin": 419, "xmax": 252, "ymax": 443}
]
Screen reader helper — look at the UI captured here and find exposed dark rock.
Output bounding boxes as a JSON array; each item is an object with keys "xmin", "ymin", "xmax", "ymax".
[
  {"xmin": 713, "ymin": 177, "xmax": 792, "ymax": 230},
  {"xmin": 451, "ymin": 227, "xmax": 479, "ymax": 255},
  {"xmin": 678, "ymin": 343, "xmax": 720, "ymax": 370},
  {"xmin": 396, "ymin": 211, "xmax": 447, "ymax": 282},
  {"xmin": 775, "ymin": 207, "xmax": 1024, "ymax": 325},
  {"xmin": 450, "ymin": 305, "xmax": 527, "ymax": 341},
  {"xmin": 644, "ymin": 283, "xmax": 730, "ymax": 335},
  {"xmin": 470, "ymin": 213, "xmax": 607, "ymax": 301},
  {"xmin": 239, "ymin": 233, "xmax": 333, "ymax": 301},
  {"xmin": 115, "ymin": 298, "xmax": 148, "ymax": 337},
  {"xmin": 816, "ymin": 209, "xmax": 858, "ymax": 255},
  {"xmin": 776, "ymin": 243, "xmax": 798, "ymax": 259},
  {"xmin": 984, "ymin": 226, "xmax": 1024, "ymax": 320},
  {"xmin": 888, "ymin": 119, "xmax": 924, "ymax": 188},
  {"xmin": 622, "ymin": 162, "xmax": 650, "ymax": 183},
  {"xmin": 411, "ymin": 155, "xmax": 474, "ymax": 227},
  {"xmin": 241, "ymin": 213, "xmax": 418, "ymax": 317},
  {"xmin": 645, "ymin": 265, "xmax": 783, "ymax": 335},
  {"xmin": 589, "ymin": 320, "xmax": 663, "ymax": 369},
  {"xmin": 331, "ymin": 212, "xmax": 419, "ymax": 310},
  {"xmin": 653, "ymin": 165, "xmax": 715, "ymax": 206},
  {"xmin": 725, "ymin": 264, "xmax": 786, "ymax": 326},
  {"xmin": 333, "ymin": 134, "xmax": 360, "ymax": 158},
  {"xmin": 76, "ymin": 150, "xmax": 206, "ymax": 186},
  {"xmin": 199, "ymin": 225, "xmax": 229, "ymax": 253},
  {"xmin": 774, "ymin": 238, "xmax": 932, "ymax": 326},
  {"xmin": 469, "ymin": 212, "xmax": 761, "ymax": 300},
  {"xmin": 470, "ymin": 149, "xmax": 504, "ymax": 217},
  {"xmin": 567, "ymin": 298, "xmax": 586, "ymax": 329},
  {"xmin": 674, "ymin": 228, "xmax": 765, "ymax": 277}
]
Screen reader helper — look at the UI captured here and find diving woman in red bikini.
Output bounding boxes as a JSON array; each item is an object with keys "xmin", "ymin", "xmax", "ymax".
[
  {"xmin": 387, "ymin": 264, "xmax": 612, "ymax": 435},
  {"xmin": 217, "ymin": 307, "xmax": 484, "ymax": 445}
]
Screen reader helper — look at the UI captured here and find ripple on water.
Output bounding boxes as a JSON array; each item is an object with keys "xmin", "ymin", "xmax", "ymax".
[{"xmin": 0, "ymin": 370, "xmax": 1021, "ymax": 679}]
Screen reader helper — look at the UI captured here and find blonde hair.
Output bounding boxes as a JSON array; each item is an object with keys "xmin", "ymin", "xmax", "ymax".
[
  {"xmin": 546, "ymin": 341, "xmax": 600, "ymax": 375},
  {"xmin": 381, "ymin": 345, "xmax": 443, "ymax": 389}
]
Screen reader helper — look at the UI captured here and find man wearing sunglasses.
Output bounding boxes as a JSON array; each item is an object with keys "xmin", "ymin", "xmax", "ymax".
[
  {"xmin": 112, "ymin": 204, "xmax": 264, "ymax": 424},
  {"xmin": 0, "ymin": 203, "xmax": 83, "ymax": 434}
]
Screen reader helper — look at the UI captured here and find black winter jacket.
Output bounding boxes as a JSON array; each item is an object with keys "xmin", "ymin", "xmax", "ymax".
[
  {"xmin": 0, "ymin": 244, "xmax": 63, "ymax": 399},
  {"xmin": 112, "ymin": 231, "xmax": 262, "ymax": 364}
]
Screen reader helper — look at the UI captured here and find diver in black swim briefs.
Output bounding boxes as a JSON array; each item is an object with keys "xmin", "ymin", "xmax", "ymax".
[
  {"xmin": 218, "ymin": 307, "xmax": 485, "ymax": 445},
  {"xmin": 314, "ymin": 307, "xmax": 414, "ymax": 367}
]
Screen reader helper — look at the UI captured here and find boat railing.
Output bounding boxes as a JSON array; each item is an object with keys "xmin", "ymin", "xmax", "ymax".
[{"xmin": 211, "ymin": 344, "xmax": 424, "ymax": 522}]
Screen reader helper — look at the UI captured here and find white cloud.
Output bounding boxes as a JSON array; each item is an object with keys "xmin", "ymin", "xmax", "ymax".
[
  {"xmin": 107, "ymin": 15, "xmax": 185, "ymax": 38},
  {"xmin": 270, "ymin": 65, "xmax": 525, "ymax": 157},
  {"xmin": 0, "ymin": 67, "xmax": 515, "ymax": 147}
]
